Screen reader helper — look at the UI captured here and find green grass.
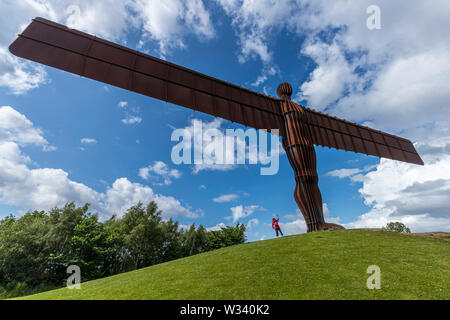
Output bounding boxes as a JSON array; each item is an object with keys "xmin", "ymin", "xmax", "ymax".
[{"xmin": 17, "ymin": 230, "xmax": 450, "ymax": 300}]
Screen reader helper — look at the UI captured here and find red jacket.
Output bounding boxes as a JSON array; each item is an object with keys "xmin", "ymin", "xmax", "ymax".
[{"xmin": 272, "ymin": 218, "xmax": 280, "ymax": 229}]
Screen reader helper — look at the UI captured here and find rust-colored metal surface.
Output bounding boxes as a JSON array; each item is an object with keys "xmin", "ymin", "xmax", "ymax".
[
  {"xmin": 279, "ymin": 84, "xmax": 343, "ymax": 231},
  {"xmin": 9, "ymin": 17, "xmax": 425, "ymax": 232},
  {"xmin": 8, "ymin": 17, "xmax": 283, "ymax": 133},
  {"xmin": 303, "ymin": 109, "xmax": 423, "ymax": 165}
]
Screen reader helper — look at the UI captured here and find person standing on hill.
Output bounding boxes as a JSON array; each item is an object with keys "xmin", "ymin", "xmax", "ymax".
[{"xmin": 272, "ymin": 216, "xmax": 284, "ymax": 237}]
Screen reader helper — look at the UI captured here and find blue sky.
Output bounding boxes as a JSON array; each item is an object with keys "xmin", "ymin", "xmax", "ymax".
[{"xmin": 1, "ymin": 1, "xmax": 450, "ymax": 240}]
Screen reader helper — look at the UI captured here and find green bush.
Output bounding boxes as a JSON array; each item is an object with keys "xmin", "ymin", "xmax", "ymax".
[
  {"xmin": 383, "ymin": 222, "xmax": 411, "ymax": 233},
  {"xmin": 205, "ymin": 224, "xmax": 246, "ymax": 251}
]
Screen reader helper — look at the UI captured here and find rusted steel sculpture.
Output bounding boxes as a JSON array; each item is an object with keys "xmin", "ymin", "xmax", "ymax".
[
  {"xmin": 279, "ymin": 83, "xmax": 343, "ymax": 231},
  {"xmin": 9, "ymin": 18, "xmax": 424, "ymax": 232}
]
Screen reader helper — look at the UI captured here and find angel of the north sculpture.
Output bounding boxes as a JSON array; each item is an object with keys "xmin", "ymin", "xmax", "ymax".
[{"xmin": 9, "ymin": 18, "xmax": 424, "ymax": 232}]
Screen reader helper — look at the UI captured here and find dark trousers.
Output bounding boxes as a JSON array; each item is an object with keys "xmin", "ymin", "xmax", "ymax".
[{"xmin": 275, "ymin": 227, "xmax": 283, "ymax": 237}]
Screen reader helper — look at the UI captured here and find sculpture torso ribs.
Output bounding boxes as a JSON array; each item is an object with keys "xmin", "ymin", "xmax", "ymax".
[{"xmin": 277, "ymin": 83, "xmax": 344, "ymax": 232}]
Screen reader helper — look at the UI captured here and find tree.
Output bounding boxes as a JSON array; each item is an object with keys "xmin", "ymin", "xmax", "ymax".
[
  {"xmin": 54, "ymin": 215, "xmax": 120, "ymax": 281},
  {"xmin": 117, "ymin": 201, "xmax": 165, "ymax": 270},
  {"xmin": 158, "ymin": 218, "xmax": 184, "ymax": 263},
  {"xmin": 205, "ymin": 224, "xmax": 246, "ymax": 251},
  {"xmin": 384, "ymin": 222, "xmax": 411, "ymax": 233},
  {"xmin": 183, "ymin": 224, "xmax": 208, "ymax": 256},
  {"xmin": 0, "ymin": 211, "xmax": 51, "ymax": 286},
  {"xmin": 46, "ymin": 202, "xmax": 90, "ymax": 253},
  {"xmin": 45, "ymin": 202, "xmax": 91, "ymax": 284}
]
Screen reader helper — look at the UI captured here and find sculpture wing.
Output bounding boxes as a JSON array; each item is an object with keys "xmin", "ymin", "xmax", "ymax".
[
  {"xmin": 9, "ymin": 18, "xmax": 423, "ymax": 165},
  {"xmin": 303, "ymin": 108, "xmax": 424, "ymax": 165},
  {"xmin": 9, "ymin": 17, "xmax": 283, "ymax": 132}
]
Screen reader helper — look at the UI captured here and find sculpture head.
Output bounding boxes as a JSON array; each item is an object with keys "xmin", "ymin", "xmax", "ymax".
[{"xmin": 276, "ymin": 82, "xmax": 293, "ymax": 100}]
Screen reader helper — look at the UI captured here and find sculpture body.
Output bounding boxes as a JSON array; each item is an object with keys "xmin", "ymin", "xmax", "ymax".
[{"xmin": 278, "ymin": 83, "xmax": 344, "ymax": 231}]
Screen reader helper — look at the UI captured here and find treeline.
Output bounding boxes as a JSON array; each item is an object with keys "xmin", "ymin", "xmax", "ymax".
[{"xmin": 0, "ymin": 201, "xmax": 245, "ymax": 299}]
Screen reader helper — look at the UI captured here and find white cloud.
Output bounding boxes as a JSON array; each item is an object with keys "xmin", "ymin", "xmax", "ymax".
[
  {"xmin": 283, "ymin": 1, "xmax": 450, "ymax": 232},
  {"xmin": 81, "ymin": 138, "xmax": 97, "ymax": 144},
  {"xmin": 131, "ymin": 0, "xmax": 214, "ymax": 57},
  {"xmin": 327, "ymin": 168, "xmax": 362, "ymax": 179},
  {"xmin": 0, "ymin": 0, "xmax": 133, "ymax": 95},
  {"xmin": 176, "ymin": 118, "xmax": 236, "ymax": 173},
  {"xmin": 229, "ymin": 204, "xmax": 263, "ymax": 223},
  {"xmin": 346, "ymin": 154, "xmax": 450, "ymax": 231},
  {"xmin": 1, "ymin": 0, "xmax": 214, "ymax": 94},
  {"xmin": 238, "ymin": 35, "xmax": 271, "ymax": 64},
  {"xmin": 298, "ymin": 41, "xmax": 356, "ymax": 108},
  {"xmin": 0, "ymin": 48, "xmax": 48, "ymax": 95},
  {"xmin": 323, "ymin": 204, "xmax": 341, "ymax": 225},
  {"xmin": 206, "ymin": 218, "xmax": 259, "ymax": 233},
  {"xmin": 278, "ymin": 204, "xmax": 339, "ymax": 235},
  {"xmin": 122, "ymin": 116, "xmax": 142, "ymax": 125},
  {"xmin": 117, "ymin": 101, "xmax": 128, "ymax": 108},
  {"xmin": 322, "ymin": 203, "xmax": 330, "ymax": 217},
  {"xmin": 103, "ymin": 177, "xmax": 201, "ymax": 219},
  {"xmin": 328, "ymin": 165, "xmax": 377, "ymax": 182},
  {"xmin": 283, "ymin": 214, "xmax": 298, "ymax": 221},
  {"xmin": 215, "ymin": 0, "xmax": 294, "ymax": 85},
  {"xmin": 139, "ymin": 161, "xmax": 181, "ymax": 185},
  {"xmin": 0, "ymin": 106, "xmax": 100, "ymax": 211},
  {"xmin": 61, "ymin": 1, "xmax": 132, "ymax": 41},
  {"xmin": 207, "ymin": 222, "xmax": 226, "ymax": 231},
  {"xmin": 217, "ymin": 0, "xmax": 293, "ymax": 62},
  {"xmin": 212, "ymin": 193, "xmax": 240, "ymax": 203},
  {"xmin": 333, "ymin": 49, "xmax": 450, "ymax": 136},
  {"xmin": 214, "ymin": 0, "xmax": 450, "ymax": 143},
  {"xmin": 246, "ymin": 218, "xmax": 259, "ymax": 229},
  {"xmin": 0, "ymin": 1, "xmax": 53, "ymax": 95},
  {"xmin": 0, "ymin": 106, "xmax": 55, "ymax": 151},
  {"xmin": 177, "ymin": 118, "xmax": 282, "ymax": 174},
  {"xmin": 117, "ymin": 100, "xmax": 143, "ymax": 125},
  {"xmin": 0, "ymin": 106, "xmax": 202, "ymax": 221},
  {"xmin": 287, "ymin": 1, "xmax": 450, "ymax": 139},
  {"xmin": 251, "ymin": 66, "xmax": 277, "ymax": 87},
  {"xmin": 280, "ymin": 218, "xmax": 307, "ymax": 235},
  {"xmin": 329, "ymin": 150, "xmax": 450, "ymax": 232}
]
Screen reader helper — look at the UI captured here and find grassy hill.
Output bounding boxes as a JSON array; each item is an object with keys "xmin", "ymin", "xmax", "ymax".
[{"xmin": 17, "ymin": 230, "xmax": 449, "ymax": 300}]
